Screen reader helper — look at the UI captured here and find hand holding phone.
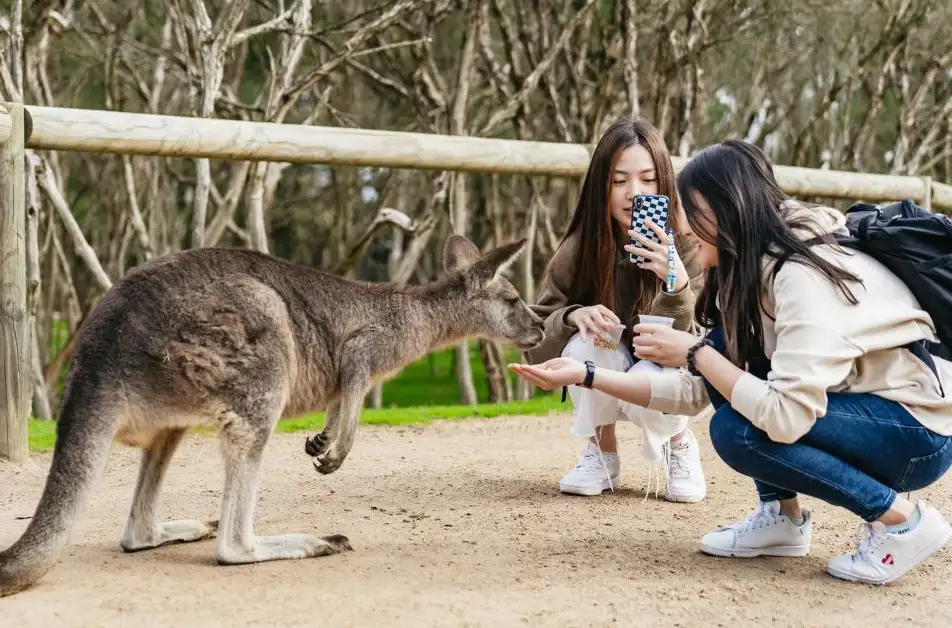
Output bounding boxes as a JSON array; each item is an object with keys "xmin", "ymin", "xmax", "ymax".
[
  {"xmin": 628, "ymin": 194, "xmax": 670, "ymax": 265},
  {"xmin": 627, "ymin": 194, "xmax": 683, "ymax": 292}
]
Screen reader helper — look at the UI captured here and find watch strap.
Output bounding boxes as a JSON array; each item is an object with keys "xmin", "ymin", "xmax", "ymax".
[{"xmin": 581, "ymin": 360, "xmax": 596, "ymax": 388}]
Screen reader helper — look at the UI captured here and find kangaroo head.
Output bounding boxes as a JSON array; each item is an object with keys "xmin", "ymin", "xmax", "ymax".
[{"xmin": 443, "ymin": 235, "xmax": 545, "ymax": 351}]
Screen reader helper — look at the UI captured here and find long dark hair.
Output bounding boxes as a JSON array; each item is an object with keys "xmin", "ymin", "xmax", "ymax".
[
  {"xmin": 677, "ymin": 140, "xmax": 861, "ymax": 366},
  {"xmin": 561, "ymin": 118, "xmax": 683, "ymax": 314}
]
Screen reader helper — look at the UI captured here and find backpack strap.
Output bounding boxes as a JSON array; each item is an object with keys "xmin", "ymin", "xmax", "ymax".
[{"xmin": 906, "ymin": 340, "xmax": 947, "ymax": 398}]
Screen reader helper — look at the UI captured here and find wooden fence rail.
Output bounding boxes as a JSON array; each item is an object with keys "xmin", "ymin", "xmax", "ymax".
[{"xmin": 1, "ymin": 102, "xmax": 950, "ymax": 462}]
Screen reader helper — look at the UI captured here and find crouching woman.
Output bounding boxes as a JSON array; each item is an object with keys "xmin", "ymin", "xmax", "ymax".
[{"xmin": 511, "ymin": 139, "xmax": 952, "ymax": 585}]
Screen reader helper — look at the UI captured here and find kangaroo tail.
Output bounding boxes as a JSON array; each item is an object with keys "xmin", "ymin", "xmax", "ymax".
[{"xmin": 0, "ymin": 386, "xmax": 119, "ymax": 597}]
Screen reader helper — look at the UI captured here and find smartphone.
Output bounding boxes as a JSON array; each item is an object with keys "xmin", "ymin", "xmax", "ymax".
[{"xmin": 629, "ymin": 194, "xmax": 670, "ymax": 264}]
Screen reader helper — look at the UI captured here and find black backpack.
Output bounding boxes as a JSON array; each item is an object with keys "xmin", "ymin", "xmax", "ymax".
[{"xmin": 837, "ymin": 198, "xmax": 952, "ymax": 394}]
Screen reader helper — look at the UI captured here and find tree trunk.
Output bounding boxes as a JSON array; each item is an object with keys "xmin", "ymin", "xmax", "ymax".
[
  {"xmin": 26, "ymin": 152, "xmax": 52, "ymax": 419},
  {"xmin": 479, "ymin": 339, "xmax": 510, "ymax": 402},
  {"xmin": 449, "ymin": 2, "xmax": 482, "ymax": 406}
]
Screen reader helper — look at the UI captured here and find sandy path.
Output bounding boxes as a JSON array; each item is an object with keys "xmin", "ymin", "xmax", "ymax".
[{"xmin": 2, "ymin": 414, "xmax": 951, "ymax": 627}]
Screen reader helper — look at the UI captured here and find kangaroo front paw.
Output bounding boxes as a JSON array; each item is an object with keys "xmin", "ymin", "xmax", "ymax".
[
  {"xmin": 304, "ymin": 432, "xmax": 328, "ymax": 457},
  {"xmin": 305, "ymin": 432, "xmax": 347, "ymax": 475}
]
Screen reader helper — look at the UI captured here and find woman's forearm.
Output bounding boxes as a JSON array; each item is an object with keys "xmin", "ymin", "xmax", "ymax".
[
  {"xmin": 588, "ymin": 368, "xmax": 653, "ymax": 407},
  {"xmin": 587, "ymin": 344, "xmax": 746, "ymax": 413},
  {"xmin": 693, "ymin": 345, "xmax": 746, "ymax": 403}
]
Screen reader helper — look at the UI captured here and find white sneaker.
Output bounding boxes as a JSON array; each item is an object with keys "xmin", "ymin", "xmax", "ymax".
[
  {"xmin": 827, "ymin": 500, "xmax": 952, "ymax": 585},
  {"xmin": 665, "ymin": 429, "xmax": 706, "ymax": 503},
  {"xmin": 700, "ymin": 500, "xmax": 812, "ymax": 558},
  {"xmin": 559, "ymin": 441, "xmax": 620, "ymax": 496}
]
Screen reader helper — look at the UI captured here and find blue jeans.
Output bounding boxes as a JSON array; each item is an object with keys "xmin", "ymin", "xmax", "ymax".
[{"xmin": 701, "ymin": 327, "xmax": 952, "ymax": 521}]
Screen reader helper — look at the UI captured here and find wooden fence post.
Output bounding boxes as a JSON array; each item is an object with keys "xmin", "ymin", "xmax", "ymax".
[{"xmin": 0, "ymin": 102, "xmax": 30, "ymax": 463}]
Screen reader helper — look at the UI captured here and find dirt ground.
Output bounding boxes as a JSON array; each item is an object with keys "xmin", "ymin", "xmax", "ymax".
[{"xmin": 3, "ymin": 413, "xmax": 952, "ymax": 627}]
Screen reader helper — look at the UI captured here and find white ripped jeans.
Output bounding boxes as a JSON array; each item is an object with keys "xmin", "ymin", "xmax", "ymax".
[{"xmin": 560, "ymin": 331, "xmax": 690, "ymax": 462}]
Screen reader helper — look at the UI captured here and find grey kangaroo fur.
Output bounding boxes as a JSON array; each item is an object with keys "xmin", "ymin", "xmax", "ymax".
[{"xmin": 0, "ymin": 234, "xmax": 544, "ymax": 597}]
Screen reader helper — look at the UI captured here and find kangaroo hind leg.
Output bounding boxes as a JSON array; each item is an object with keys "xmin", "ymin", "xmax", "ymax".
[
  {"xmin": 215, "ymin": 409, "xmax": 352, "ymax": 565},
  {"xmin": 120, "ymin": 428, "xmax": 217, "ymax": 552}
]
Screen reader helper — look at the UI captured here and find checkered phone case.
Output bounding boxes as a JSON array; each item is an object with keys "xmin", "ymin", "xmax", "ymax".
[{"xmin": 629, "ymin": 194, "xmax": 669, "ymax": 264}]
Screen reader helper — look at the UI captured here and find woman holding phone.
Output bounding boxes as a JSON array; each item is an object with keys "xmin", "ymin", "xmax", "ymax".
[
  {"xmin": 513, "ymin": 139, "xmax": 952, "ymax": 584},
  {"xmin": 526, "ymin": 118, "xmax": 708, "ymax": 502}
]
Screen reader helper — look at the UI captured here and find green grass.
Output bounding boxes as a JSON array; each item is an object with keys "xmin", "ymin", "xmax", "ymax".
[
  {"xmin": 376, "ymin": 344, "xmax": 532, "ymax": 407},
  {"xmin": 26, "ymin": 395, "xmax": 567, "ymax": 453},
  {"xmin": 277, "ymin": 394, "xmax": 566, "ymax": 433},
  {"xmin": 29, "ymin": 419, "xmax": 58, "ymax": 453},
  {"xmin": 26, "ymin": 346, "xmax": 565, "ymax": 453}
]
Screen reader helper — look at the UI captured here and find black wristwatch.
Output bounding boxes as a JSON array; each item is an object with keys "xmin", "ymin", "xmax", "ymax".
[
  {"xmin": 562, "ymin": 360, "xmax": 597, "ymax": 402},
  {"xmin": 579, "ymin": 360, "xmax": 596, "ymax": 388},
  {"xmin": 686, "ymin": 338, "xmax": 714, "ymax": 376}
]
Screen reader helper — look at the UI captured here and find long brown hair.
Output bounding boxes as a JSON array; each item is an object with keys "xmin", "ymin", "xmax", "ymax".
[
  {"xmin": 677, "ymin": 140, "xmax": 861, "ymax": 366},
  {"xmin": 561, "ymin": 118, "xmax": 681, "ymax": 315}
]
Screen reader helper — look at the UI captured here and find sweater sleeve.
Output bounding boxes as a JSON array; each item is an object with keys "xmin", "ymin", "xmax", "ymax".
[
  {"xmin": 729, "ymin": 262, "xmax": 863, "ymax": 444},
  {"xmin": 645, "ymin": 368, "xmax": 712, "ymax": 417},
  {"xmin": 646, "ymin": 234, "xmax": 704, "ymax": 333},
  {"xmin": 525, "ymin": 237, "xmax": 585, "ymax": 364}
]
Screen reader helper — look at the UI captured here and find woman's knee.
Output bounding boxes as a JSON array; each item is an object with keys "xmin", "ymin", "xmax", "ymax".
[{"xmin": 709, "ymin": 405, "xmax": 754, "ymax": 463}]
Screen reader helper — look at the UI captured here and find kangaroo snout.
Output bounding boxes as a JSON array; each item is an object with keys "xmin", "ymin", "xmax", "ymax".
[{"xmin": 515, "ymin": 320, "xmax": 545, "ymax": 350}]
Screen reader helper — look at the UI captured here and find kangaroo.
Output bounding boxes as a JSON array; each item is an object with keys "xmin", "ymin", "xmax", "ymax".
[{"xmin": 0, "ymin": 234, "xmax": 545, "ymax": 597}]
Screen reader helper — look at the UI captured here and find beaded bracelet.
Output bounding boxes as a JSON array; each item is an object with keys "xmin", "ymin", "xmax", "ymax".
[{"xmin": 665, "ymin": 228, "xmax": 677, "ymax": 293}]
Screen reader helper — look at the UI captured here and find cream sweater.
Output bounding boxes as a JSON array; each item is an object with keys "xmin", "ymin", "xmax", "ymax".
[{"xmin": 647, "ymin": 201, "xmax": 952, "ymax": 444}]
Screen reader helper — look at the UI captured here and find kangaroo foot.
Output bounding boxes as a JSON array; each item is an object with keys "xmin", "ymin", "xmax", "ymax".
[
  {"xmin": 216, "ymin": 533, "xmax": 352, "ymax": 565},
  {"xmin": 120, "ymin": 519, "xmax": 218, "ymax": 553}
]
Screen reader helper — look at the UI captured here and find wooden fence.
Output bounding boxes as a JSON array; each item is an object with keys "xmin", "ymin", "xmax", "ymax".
[{"xmin": 1, "ymin": 101, "xmax": 950, "ymax": 463}]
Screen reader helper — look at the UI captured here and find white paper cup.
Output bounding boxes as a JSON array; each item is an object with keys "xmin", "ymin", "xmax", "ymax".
[{"xmin": 638, "ymin": 315, "xmax": 675, "ymax": 328}]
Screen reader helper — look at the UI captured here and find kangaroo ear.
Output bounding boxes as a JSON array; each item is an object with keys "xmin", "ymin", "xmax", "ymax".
[
  {"xmin": 444, "ymin": 235, "xmax": 482, "ymax": 272},
  {"xmin": 480, "ymin": 238, "xmax": 527, "ymax": 280}
]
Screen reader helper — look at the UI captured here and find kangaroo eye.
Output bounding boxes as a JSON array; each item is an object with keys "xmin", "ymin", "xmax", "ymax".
[{"xmin": 507, "ymin": 297, "xmax": 521, "ymax": 307}]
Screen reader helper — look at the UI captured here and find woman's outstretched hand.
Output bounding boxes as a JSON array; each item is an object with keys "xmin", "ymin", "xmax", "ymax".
[
  {"xmin": 631, "ymin": 323, "xmax": 699, "ymax": 368},
  {"xmin": 508, "ymin": 357, "xmax": 587, "ymax": 390}
]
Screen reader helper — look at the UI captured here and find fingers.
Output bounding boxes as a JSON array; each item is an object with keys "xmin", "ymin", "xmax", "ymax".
[
  {"xmin": 575, "ymin": 316, "xmax": 590, "ymax": 342},
  {"xmin": 595, "ymin": 305, "xmax": 621, "ymax": 325},
  {"xmin": 632, "ymin": 325, "xmax": 663, "ymax": 352},
  {"xmin": 541, "ymin": 357, "xmax": 574, "ymax": 369},
  {"xmin": 507, "ymin": 364, "xmax": 554, "ymax": 390},
  {"xmin": 507, "ymin": 362, "xmax": 569, "ymax": 391},
  {"xmin": 632, "ymin": 345, "xmax": 657, "ymax": 360},
  {"xmin": 644, "ymin": 218, "xmax": 669, "ymax": 243},
  {"xmin": 625, "ymin": 232, "xmax": 667, "ymax": 274},
  {"xmin": 628, "ymin": 227, "xmax": 666, "ymax": 252},
  {"xmin": 575, "ymin": 306, "xmax": 621, "ymax": 341},
  {"xmin": 625, "ymin": 244, "xmax": 663, "ymax": 264},
  {"xmin": 590, "ymin": 311, "xmax": 618, "ymax": 336}
]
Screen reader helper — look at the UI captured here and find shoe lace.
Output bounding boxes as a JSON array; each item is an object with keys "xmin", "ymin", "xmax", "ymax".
[
  {"xmin": 852, "ymin": 522, "xmax": 888, "ymax": 567},
  {"xmin": 641, "ymin": 439, "xmax": 692, "ymax": 504},
  {"xmin": 641, "ymin": 443, "xmax": 672, "ymax": 504},
  {"xmin": 668, "ymin": 443, "xmax": 692, "ymax": 479},
  {"xmin": 725, "ymin": 503, "xmax": 779, "ymax": 534},
  {"xmin": 575, "ymin": 450, "xmax": 606, "ymax": 473},
  {"xmin": 577, "ymin": 439, "xmax": 616, "ymax": 492}
]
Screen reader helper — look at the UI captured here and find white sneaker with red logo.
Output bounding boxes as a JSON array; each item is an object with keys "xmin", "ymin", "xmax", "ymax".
[{"xmin": 827, "ymin": 500, "xmax": 952, "ymax": 585}]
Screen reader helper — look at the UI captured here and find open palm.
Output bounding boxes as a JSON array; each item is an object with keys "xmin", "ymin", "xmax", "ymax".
[{"xmin": 507, "ymin": 357, "xmax": 586, "ymax": 390}]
